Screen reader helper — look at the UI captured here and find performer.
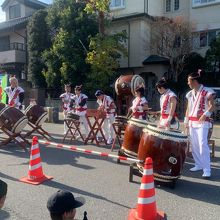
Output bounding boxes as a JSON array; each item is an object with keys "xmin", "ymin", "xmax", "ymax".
[
  {"xmin": 95, "ymin": 90, "xmax": 116, "ymax": 145},
  {"xmin": 184, "ymin": 70, "xmax": 215, "ymax": 178},
  {"xmin": 72, "ymin": 85, "xmax": 89, "ymax": 138},
  {"xmin": 4, "ymin": 76, "xmax": 24, "ymax": 110},
  {"xmin": 59, "ymin": 84, "xmax": 74, "ymax": 134},
  {"xmin": 129, "ymin": 86, "xmax": 148, "ymax": 120},
  {"xmin": 156, "ymin": 78, "xmax": 178, "ymax": 130}
]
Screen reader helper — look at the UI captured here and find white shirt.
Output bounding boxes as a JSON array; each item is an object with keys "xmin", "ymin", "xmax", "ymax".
[
  {"xmin": 4, "ymin": 86, "xmax": 24, "ymax": 108},
  {"xmin": 186, "ymin": 85, "xmax": 215, "ymax": 128},
  {"xmin": 97, "ymin": 95, "xmax": 116, "ymax": 116},
  {"xmin": 59, "ymin": 92, "xmax": 73, "ymax": 111},
  {"xmin": 72, "ymin": 93, "xmax": 88, "ymax": 116}
]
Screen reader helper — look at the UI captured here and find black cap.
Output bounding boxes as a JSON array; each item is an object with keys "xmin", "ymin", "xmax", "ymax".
[
  {"xmin": 95, "ymin": 90, "xmax": 104, "ymax": 97},
  {"xmin": 47, "ymin": 190, "xmax": 85, "ymax": 214},
  {"xmin": 0, "ymin": 179, "xmax": 7, "ymax": 197}
]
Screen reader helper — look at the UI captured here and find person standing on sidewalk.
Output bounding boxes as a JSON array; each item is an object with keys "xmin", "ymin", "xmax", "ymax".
[{"xmin": 184, "ymin": 70, "xmax": 215, "ymax": 178}]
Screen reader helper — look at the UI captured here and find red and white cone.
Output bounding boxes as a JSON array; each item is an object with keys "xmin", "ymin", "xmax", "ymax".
[
  {"xmin": 128, "ymin": 157, "xmax": 165, "ymax": 220},
  {"xmin": 20, "ymin": 136, "xmax": 53, "ymax": 185}
]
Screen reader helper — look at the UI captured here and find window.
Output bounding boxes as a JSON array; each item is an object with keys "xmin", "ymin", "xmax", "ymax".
[
  {"xmin": 200, "ymin": 32, "xmax": 207, "ymax": 47},
  {"xmin": 174, "ymin": 0, "xmax": 180, "ymax": 10},
  {"xmin": 9, "ymin": 4, "xmax": 21, "ymax": 19},
  {"xmin": 192, "ymin": 0, "xmax": 218, "ymax": 7},
  {"xmin": 165, "ymin": 0, "xmax": 171, "ymax": 12},
  {"xmin": 110, "ymin": 0, "xmax": 125, "ymax": 8}
]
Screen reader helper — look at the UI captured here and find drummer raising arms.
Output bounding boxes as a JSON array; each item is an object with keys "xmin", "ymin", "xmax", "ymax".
[
  {"xmin": 4, "ymin": 76, "xmax": 24, "ymax": 110},
  {"xmin": 71, "ymin": 85, "xmax": 89, "ymax": 139},
  {"xmin": 184, "ymin": 70, "xmax": 215, "ymax": 178},
  {"xmin": 95, "ymin": 90, "xmax": 116, "ymax": 145},
  {"xmin": 59, "ymin": 84, "xmax": 74, "ymax": 135},
  {"xmin": 156, "ymin": 78, "xmax": 178, "ymax": 130},
  {"xmin": 129, "ymin": 86, "xmax": 148, "ymax": 120}
]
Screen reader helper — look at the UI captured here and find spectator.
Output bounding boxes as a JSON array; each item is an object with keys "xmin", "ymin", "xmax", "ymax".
[
  {"xmin": 0, "ymin": 179, "xmax": 7, "ymax": 209},
  {"xmin": 47, "ymin": 190, "xmax": 85, "ymax": 220}
]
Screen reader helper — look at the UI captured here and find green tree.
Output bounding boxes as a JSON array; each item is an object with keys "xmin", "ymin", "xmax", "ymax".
[
  {"xmin": 43, "ymin": 0, "xmax": 98, "ymax": 96},
  {"xmin": 27, "ymin": 9, "xmax": 50, "ymax": 88},
  {"xmin": 205, "ymin": 34, "xmax": 220, "ymax": 73},
  {"xmin": 84, "ymin": 0, "xmax": 127, "ymax": 94}
]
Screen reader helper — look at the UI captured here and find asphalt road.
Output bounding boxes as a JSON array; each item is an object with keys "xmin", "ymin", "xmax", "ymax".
[{"xmin": 0, "ymin": 121, "xmax": 220, "ymax": 220}]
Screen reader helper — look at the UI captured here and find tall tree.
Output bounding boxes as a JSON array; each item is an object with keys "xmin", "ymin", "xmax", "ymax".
[
  {"xmin": 84, "ymin": 0, "xmax": 127, "ymax": 94},
  {"xmin": 27, "ymin": 9, "xmax": 50, "ymax": 88},
  {"xmin": 151, "ymin": 16, "xmax": 194, "ymax": 80},
  {"xmin": 43, "ymin": 0, "xmax": 98, "ymax": 97}
]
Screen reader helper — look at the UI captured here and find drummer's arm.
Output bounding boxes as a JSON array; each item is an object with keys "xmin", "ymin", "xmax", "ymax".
[
  {"xmin": 184, "ymin": 101, "xmax": 189, "ymax": 129},
  {"xmin": 166, "ymin": 97, "xmax": 177, "ymax": 127},
  {"xmin": 142, "ymin": 103, "xmax": 149, "ymax": 111}
]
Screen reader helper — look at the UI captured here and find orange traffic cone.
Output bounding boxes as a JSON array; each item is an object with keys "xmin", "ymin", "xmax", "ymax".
[
  {"xmin": 128, "ymin": 157, "xmax": 165, "ymax": 220},
  {"xmin": 20, "ymin": 136, "xmax": 53, "ymax": 185}
]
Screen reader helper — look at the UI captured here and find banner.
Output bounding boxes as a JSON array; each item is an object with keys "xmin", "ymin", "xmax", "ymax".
[{"xmin": 0, "ymin": 73, "xmax": 8, "ymax": 104}]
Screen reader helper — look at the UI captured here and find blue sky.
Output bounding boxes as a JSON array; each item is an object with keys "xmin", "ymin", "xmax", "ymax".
[{"xmin": 0, "ymin": 0, "xmax": 53, "ymax": 22}]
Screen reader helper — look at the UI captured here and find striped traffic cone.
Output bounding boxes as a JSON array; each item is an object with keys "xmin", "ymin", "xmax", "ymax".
[
  {"xmin": 20, "ymin": 136, "xmax": 53, "ymax": 185},
  {"xmin": 128, "ymin": 157, "xmax": 165, "ymax": 220}
]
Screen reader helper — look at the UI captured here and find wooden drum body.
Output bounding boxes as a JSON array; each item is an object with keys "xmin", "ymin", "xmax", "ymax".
[
  {"xmin": 0, "ymin": 106, "xmax": 28, "ymax": 133},
  {"xmin": 138, "ymin": 125, "xmax": 188, "ymax": 181},
  {"xmin": 115, "ymin": 75, "xmax": 145, "ymax": 96},
  {"xmin": 121, "ymin": 118, "xmax": 148, "ymax": 158},
  {"xmin": 24, "ymin": 104, "xmax": 48, "ymax": 126}
]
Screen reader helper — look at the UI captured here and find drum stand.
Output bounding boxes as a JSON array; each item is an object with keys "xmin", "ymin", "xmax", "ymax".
[
  {"xmin": 63, "ymin": 119, "xmax": 84, "ymax": 143},
  {"xmin": 24, "ymin": 122, "xmax": 52, "ymax": 140},
  {"xmin": 111, "ymin": 122, "xmax": 126, "ymax": 151},
  {"xmin": 0, "ymin": 127, "xmax": 29, "ymax": 150},
  {"xmin": 129, "ymin": 163, "xmax": 177, "ymax": 189}
]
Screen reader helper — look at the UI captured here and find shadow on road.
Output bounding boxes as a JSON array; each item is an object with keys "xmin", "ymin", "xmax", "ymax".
[{"xmin": 43, "ymin": 179, "xmax": 131, "ymax": 209}]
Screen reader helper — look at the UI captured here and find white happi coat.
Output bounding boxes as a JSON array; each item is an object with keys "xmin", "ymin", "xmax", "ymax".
[
  {"xmin": 4, "ymin": 86, "xmax": 24, "ymax": 109},
  {"xmin": 159, "ymin": 89, "xmax": 177, "ymax": 127},
  {"xmin": 97, "ymin": 95, "xmax": 116, "ymax": 118},
  {"xmin": 97, "ymin": 95, "xmax": 116, "ymax": 140},
  {"xmin": 59, "ymin": 92, "xmax": 73, "ymax": 112},
  {"xmin": 131, "ymin": 97, "xmax": 148, "ymax": 120},
  {"xmin": 186, "ymin": 85, "xmax": 215, "ymax": 128},
  {"xmin": 72, "ymin": 93, "xmax": 88, "ymax": 116}
]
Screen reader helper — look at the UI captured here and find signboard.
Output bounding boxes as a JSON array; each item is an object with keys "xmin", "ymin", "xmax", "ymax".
[{"xmin": 0, "ymin": 73, "xmax": 8, "ymax": 103}]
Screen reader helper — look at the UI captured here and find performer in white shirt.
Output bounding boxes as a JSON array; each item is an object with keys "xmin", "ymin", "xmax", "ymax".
[
  {"xmin": 129, "ymin": 86, "xmax": 148, "ymax": 120},
  {"xmin": 4, "ymin": 76, "xmax": 24, "ymax": 110},
  {"xmin": 95, "ymin": 90, "xmax": 116, "ymax": 145},
  {"xmin": 184, "ymin": 70, "xmax": 215, "ymax": 178},
  {"xmin": 72, "ymin": 85, "xmax": 89, "ymax": 138},
  {"xmin": 59, "ymin": 84, "xmax": 74, "ymax": 134},
  {"xmin": 156, "ymin": 78, "xmax": 179, "ymax": 130}
]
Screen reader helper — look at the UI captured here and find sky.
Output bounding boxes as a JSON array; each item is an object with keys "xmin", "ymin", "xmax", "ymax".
[{"xmin": 0, "ymin": 0, "xmax": 53, "ymax": 22}]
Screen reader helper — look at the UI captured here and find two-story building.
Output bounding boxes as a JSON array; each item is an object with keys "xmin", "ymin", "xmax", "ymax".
[
  {"xmin": 110, "ymin": 0, "xmax": 220, "ymax": 108},
  {"xmin": 0, "ymin": 0, "xmax": 47, "ymax": 79}
]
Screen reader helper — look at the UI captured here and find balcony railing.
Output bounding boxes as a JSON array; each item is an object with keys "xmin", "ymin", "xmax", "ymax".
[{"xmin": 0, "ymin": 42, "xmax": 25, "ymax": 52}]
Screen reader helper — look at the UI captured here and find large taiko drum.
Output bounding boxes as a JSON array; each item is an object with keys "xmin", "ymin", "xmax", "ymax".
[
  {"xmin": 24, "ymin": 104, "xmax": 48, "ymax": 126},
  {"xmin": 120, "ymin": 118, "xmax": 149, "ymax": 158},
  {"xmin": 0, "ymin": 105, "xmax": 28, "ymax": 133},
  {"xmin": 137, "ymin": 124, "xmax": 188, "ymax": 182},
  {"xmin": 115, "ymin": 75, "xmax": 145, "ymax": 96}
]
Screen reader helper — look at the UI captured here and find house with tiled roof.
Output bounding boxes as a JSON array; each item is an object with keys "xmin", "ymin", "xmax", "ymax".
[{"xmin": 0, "ymin": 0, "xmax": 47, "ymax": 79}]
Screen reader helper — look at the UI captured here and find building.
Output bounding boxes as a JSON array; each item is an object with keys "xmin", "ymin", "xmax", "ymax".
[
  {"xmin": 109, "ymin": 0, "xmax": 220, "ymax": 108},
  {"xmin": 0, "ymin": 0, "xmax": 47, "ymax": 79}
]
